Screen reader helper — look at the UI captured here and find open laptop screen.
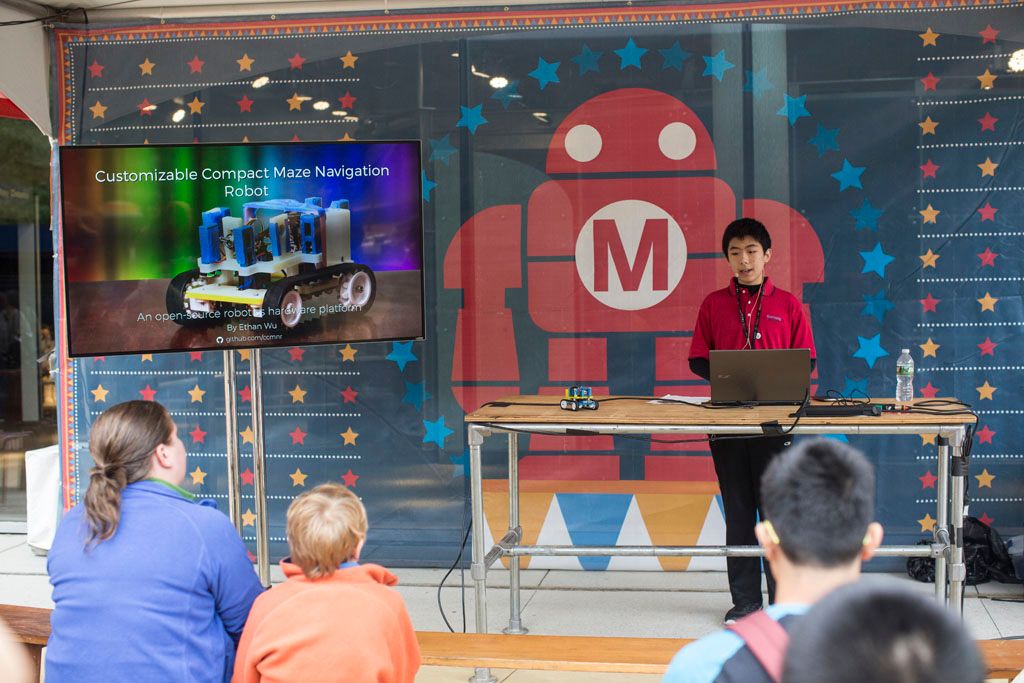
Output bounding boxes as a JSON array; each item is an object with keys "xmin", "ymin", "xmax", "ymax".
[{"xmin": 709, "ymin": 349, "xmax": 811, "ymax": 405}]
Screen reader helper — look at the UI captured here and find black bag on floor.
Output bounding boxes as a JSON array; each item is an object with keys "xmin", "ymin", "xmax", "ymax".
[{"xmin": 906, "ymin": 516, "xmax": 1022, "ymax": 586}]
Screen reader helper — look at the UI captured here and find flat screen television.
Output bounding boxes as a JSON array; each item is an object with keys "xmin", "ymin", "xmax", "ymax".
[{"xmin": 58, "ymin": 141, "xmax": 424, "ymax": 357}]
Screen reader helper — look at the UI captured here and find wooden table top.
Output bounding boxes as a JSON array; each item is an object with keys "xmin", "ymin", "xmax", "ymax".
[{"xmin": 465, "ymin": 395, "xmax": 977, "ymax": 428}]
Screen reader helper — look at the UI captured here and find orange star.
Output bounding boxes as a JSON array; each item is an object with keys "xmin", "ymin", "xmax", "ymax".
[
  {"xmin": 918, "ymin": 27, "xmax": 940, "ymax": 46},
  {"xmin": 138, "ymin": 58, "xmax": 156, "ymax": 75},
  {"xmin": 240, "ymin": 425, "xmax": 255, "ymax": 445},
  {"xmin": 975, "ymin": 469, "xmax": 995, "ymax": 488},
  {"xmin": 241, "ymin": 508, "xmax": 257, "ymax": 526},
  {"xmin": 288, "ymin": 384, "xmax": 307, "ymax": 403},
  {"xmin": 88, "ymin": 101, "xmax": 107, "ymax": 119},
  {"xmin": 236, "ymin": 53, "xmax": 255, "ymax": 71},
  {"xmin": 340, "ymin": 132, "xmax": 355, "ymax": 141},
  {"xmin": 977, "ymin": 157, "xmax": 998, "ymax": 177},
  {"xmin": 340, "ymin": 51, "xmax": 358, "ymax": 69},
  {"xmin": 921, "ymin": 434, "xmax": 937, "ymax": 446},
  {"xmin": 187, "ymin": 384, "xmax": 206, "ymax": 403},
  {"xmin": 339, "ymin": 344, "xmax": 357, "ymax": 362},
  {"xmin": 976, "ymin": 381, "xmax": 996, "ymax": 401},
  {"xmin": 918, "ymin": 116, "xmax": 939, "ymax": 135},
  {"xmin": 919, "ymin": 205, "xmax": 940, "ymax": 224},
  {"xmin": 187, "ymin": 96, "xmax": 204, "ymax": 114},
  {"xmin": 919, "ymin": 249, "xmax": 940, "ymax": 268},
  {"xmin": 977, "ymin": 292, "xmax": 998, "ymax": 312},
  {"xmin": 919, "ymin": 338, "xmax": 940, "ymax": 358},
  {"xmin": 91, "ymin": 384, "xmax": 109, "ymax": 402},
  {"xmin": 977, "ymin": 69, "xmax": 997, "ymax": 89},
  {"xmin": 289, "ymin": 468, "xmax": 308, "ymax": 487},
  {"xmin": 287, "ymin": 92, "xmax": 304, "ymax": 111},
  {"xmin": 340, "ymin": 427, "xmax": 359, "ymax": 445},
  {"xmin": 237, "ymin": 349, "xmax": 251, "ymax": 361},
  {"xmin": 140, "ymin": 354, "xmax": 153, "ymax": 362},
  {"xmin": 189, "ymin": 466, "xmax": 207, "ymax": 485},
  {"xmin": 918, "ymin": 513, "xmax": 936, "ymax": 532}
]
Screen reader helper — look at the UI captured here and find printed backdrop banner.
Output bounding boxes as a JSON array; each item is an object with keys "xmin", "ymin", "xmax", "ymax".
[{"xmin": 53, "ymin": 1, "xmax": 1023, "ymax": 567}]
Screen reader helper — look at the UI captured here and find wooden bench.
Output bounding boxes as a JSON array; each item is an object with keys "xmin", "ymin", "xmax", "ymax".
[
  {"xmin": 418, "ymin": 632, "xmax": 689, "ymax": 674},
  {"xmin": 4, "ymin": 605, "xmax": 1023, "ymax": 680},
  {"xmin": 0, "ymin": 605, "xmax": 49, "ymax": 683},
  {"xmin": 417, "ymin": 631, "xmax": 1024, "ymax": 679}
]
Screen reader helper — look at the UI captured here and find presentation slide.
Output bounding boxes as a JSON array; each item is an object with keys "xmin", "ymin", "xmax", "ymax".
[{"xmin": 59, "ymin": 141, "xmax": 424, "ymax": 357}]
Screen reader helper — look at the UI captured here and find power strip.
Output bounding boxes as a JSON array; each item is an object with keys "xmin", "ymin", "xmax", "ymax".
[{"xmin": 793, "ymin": 404, "xmax": 882, "ymax": 417}]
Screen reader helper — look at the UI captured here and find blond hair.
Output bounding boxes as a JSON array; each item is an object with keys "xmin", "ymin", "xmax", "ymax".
[
  {"xmin": 287, "ymin": 483, "xmax": 367, "ymax": 579},
  {"xmin": 84, "ymin": 401, "xmax": 175, "ymax": 545}
]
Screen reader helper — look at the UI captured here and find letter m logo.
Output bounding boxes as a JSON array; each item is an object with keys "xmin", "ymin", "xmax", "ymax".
[{"xmin": 593, "ymin": 218, "xmax": 669, "ymax": 292}]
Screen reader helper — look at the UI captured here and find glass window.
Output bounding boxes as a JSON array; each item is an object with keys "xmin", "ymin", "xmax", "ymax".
[{"xmin": 0, "ymin": 104, "xmax": 55, "ymax": 529}]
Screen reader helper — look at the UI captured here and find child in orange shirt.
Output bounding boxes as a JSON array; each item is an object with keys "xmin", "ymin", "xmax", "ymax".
[{"xmin": 233, "ymin": 483, "xmax": 420, "ymax": 683}]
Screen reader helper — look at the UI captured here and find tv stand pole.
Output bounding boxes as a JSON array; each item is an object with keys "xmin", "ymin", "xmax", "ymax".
[
  {"xmin": 222, "ymin": 350, "xmax": 242, "ymax": 534},
  {"xmin": 222, "ymin": 347, "xmax": 271, "ymax": 587},
  {"xmin": 249, "ymin": 348, "xmax": 271, "ymax": 587}
]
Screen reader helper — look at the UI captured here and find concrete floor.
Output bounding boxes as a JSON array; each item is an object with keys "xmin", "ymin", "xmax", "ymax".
[{"xmin": 2, "ymin": 533, "xmax": 1022, "ymax": 682}]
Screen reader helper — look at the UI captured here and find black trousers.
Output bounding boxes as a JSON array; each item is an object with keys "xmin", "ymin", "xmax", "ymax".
[{"xmin": 709, "ymin": 434, "xmax": 790, "ymax": 608}]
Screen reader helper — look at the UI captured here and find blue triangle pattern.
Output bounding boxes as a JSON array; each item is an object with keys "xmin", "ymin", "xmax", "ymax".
[{"xmin": 556, "ymin": 493, "xmax": 633, "ymax": 570}]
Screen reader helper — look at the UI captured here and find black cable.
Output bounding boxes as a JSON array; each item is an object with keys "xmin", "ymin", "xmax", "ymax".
[{"xmin": 436, "ymin": 514, "xmax": 471, "ymax": 633}]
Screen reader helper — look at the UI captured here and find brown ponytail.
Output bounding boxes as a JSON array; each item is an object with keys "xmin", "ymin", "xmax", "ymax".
[{"xmin": 83, "ymin": 400, "xmax": 175, "ymax": 545}]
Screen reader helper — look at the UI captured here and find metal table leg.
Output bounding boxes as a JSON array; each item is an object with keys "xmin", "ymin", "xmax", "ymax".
[
  {"xmin": 948, "ymin": 429, "xmax": 967, "ymax": 616},
  {"xmin": 934, "ymin": 435, "xmax": 950, "ymax": 606},
  {"xmin": 467, "ymin": 425, "xmax": 497, "ymax": 683},
  {"xmin": 503, "ymin": 431, "xmax": 528, "ymax": 635}
]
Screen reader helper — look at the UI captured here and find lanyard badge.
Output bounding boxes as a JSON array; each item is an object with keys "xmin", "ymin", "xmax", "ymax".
[{"xmin": 735, "ymin": 280, "xmax": 765, "ymax": 349}]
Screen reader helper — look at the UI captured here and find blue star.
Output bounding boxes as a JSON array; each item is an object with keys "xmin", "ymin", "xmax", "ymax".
[
  {"xmin": 659, "ymin": 41, "xmax": 690, "ymax": 70},
  {"xmin": 831, "ymin": 158, "xmax": 866, "ymax": 191},
  {"xmin": 423, "ymin": 416, "xmax": 455, "ymax": 448},
  {"xmin": 402, "ymin": 380, "xmax": 431, "ymax": 411},
  {"xmin": 853, "ymin": 333, "xmax": 889, "ymax": 369},
  {"xmin": 449, "ymin": 449, "xmax": 469, "ymax": 478},
  {"xmin": 571, "ymin": 44, "xmax": 602, "ymax": 75},
  {"xmin": 490, "ymin": 80, "xmax": 520, "ymax": 109},
  {"xmin": 614, "ymin": 38, "xmax": 647, "ymax": 70},
  {"xmin": 386, "ymin": 341, "xmax": 418, "ymax": 371},
  {"xmin": 743, "ymin": 68, "xmax": 774, "ymax": 98},
  {"xmin": 850, "ymin": 199, "xmax": 884, "ymax": 231},
  {"xmin": 807, "ymin": 124, "xmax": 840, "ymax": 156},
  {"xmin": 456, "ymin": 104, "xmax": 488, "ymax": 134},
  {"xmin": 776, "ymin": 93, "xmax": 811, "ymax": 126},
  {"xmin": 528, "ymin": 57, "xmax": 561, "ymax": 90},
  {"xmin": 861, "ymin": 289, "xmax": 895, "ymax": 322},
  {"xmin": 702, "ymin": 50, "xmax": 734, "ymax": 81},
  {"xmin": 859, "ymin": 242, "xmax": 895, "ymax": 278},
  {"xmin": 843, "ymin": 376, "xmax": 869, "ymax": 398},
  {"xmin": 420, "ymin": 171, "xmax": 436, "ymax": 203},
  {"xmin": 429, "ymin": 134, "xmax": 457, "ymax": 164}
]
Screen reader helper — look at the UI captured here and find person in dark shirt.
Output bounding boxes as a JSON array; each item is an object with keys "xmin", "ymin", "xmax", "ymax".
[
  {"xmin": 688, "ymin": 218, "xmax": 816, "ymax": 623},
  {"xmin": 664, "ymin": 439, "xmax": 883, "ymax": 683}
]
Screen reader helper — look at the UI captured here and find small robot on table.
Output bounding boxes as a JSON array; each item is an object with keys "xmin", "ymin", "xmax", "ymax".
[{"xmin": 559, "ymin": 386, "xmax": 599, "ymax": 411}]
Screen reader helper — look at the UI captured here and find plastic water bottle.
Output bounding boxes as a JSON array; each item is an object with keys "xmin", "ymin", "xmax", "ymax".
[{"xmin": 896, "ymin": 349, "xmax": 914, "ymax": 403}]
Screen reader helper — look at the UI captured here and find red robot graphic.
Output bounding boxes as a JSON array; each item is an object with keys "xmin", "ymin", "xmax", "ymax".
[{"xmin": 444, "ymin": 88, "xmax": 824, "ymax": 478}]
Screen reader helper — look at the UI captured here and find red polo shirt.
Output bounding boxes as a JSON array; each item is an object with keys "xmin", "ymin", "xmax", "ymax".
[{"xmin": 688, "ymin": 277, "xmax": 816, "ymax": 359}]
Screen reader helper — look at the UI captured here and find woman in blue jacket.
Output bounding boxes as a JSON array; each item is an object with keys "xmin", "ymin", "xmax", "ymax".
[{"xmin": 46, "ymin": 400, "xmax": 264, "ymax": 682}]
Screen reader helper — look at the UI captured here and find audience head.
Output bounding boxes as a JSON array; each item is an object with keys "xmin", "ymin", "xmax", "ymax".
[
  {"xmin": 287, "ymin": 483, "xmax": 367, "ymax": 579},
  {"xmin": 84, "ymin": 400, "xmax": 182, "ymax": 544},
  {"xmin": 782, "ymin": 580, "xmax": 986, "ymax": 683},
  {"xmin": 757, "ymin": 438, "xmax": 881, "ymax": 568}
]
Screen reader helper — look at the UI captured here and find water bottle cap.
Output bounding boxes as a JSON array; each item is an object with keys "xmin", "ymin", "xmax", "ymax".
[{"xmin": 901, "ymin": 348, "xmax": 910, "ymax": 354}]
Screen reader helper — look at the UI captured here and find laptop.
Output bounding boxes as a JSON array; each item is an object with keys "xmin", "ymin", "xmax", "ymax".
[{"xmin": 709, "ymin": 349, "xmax": 811, "ymax": 405}]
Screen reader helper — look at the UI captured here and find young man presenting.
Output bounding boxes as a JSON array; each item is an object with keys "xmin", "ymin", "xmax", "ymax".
[
  {"xmin": 688, "ymin": 218, "xmax": 816, "ymax": 623},
  {"xmin": 663, "ymin": 439, "xmax": 884, "ymax": 683}
]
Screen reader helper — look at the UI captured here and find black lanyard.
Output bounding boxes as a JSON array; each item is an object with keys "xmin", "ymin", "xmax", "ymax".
[{"xmin": 735, "ymin": 280, "xmax": 765, "ymax": 348}]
